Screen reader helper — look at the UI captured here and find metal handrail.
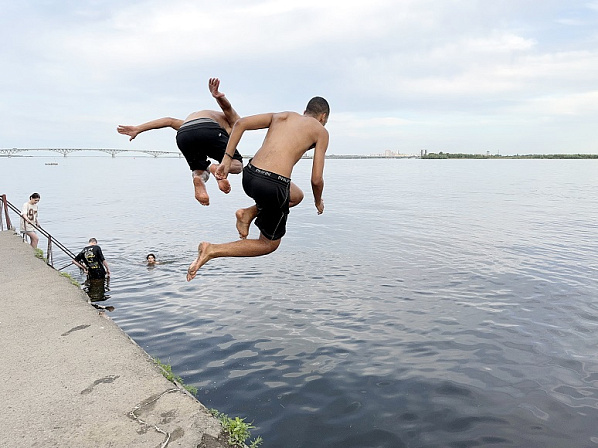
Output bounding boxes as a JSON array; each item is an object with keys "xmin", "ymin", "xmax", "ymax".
[
  {"xmin": 0, "ymin": 194, "xmax": 13, "ymax": 230},
  {"xmin": 0, "ymin": 194, "xmax": 86, "ymax": 271}
]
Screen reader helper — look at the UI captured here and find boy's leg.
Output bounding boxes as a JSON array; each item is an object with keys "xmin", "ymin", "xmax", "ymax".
[
  {"xmin": 209, "ymin": 164, "xmax": 231, "ymax": 194},
  {"xmin": 187, "ymin": 234, "xmax": 281, "ymax": 281},
  {"xmin": 192, "ymin": 170, "xmax": 210, "ymax": 206},
  {"xmin": 235, "ymin": 205, "xmax": 258, "ymax": 239},
  {"xmin": 27, "ymin": 231, "xmax": 39, "ymax": 248},
  {"xmin": 228, "ymin": 159, "xmax": 243, "ymax": 174},
  {"xmin": 209, "ymin": 159, "xmax": 243, "ymax": 194},
  {"xmin": 289, "ymin": 182, "xmax": 304, "ymax": 207},
  {"xmin": 235, "ymin": 181, "xmax": 296, "ymax": 240}
]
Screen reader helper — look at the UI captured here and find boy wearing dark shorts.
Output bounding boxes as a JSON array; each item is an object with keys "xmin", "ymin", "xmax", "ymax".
[
  {"xmin": 187, "ymin": 97, "xmax": 330, "ymax": 281},
  {"xmin": 242, "ymin": 161, "xmax": 291, "ymax": 241},
  {"xmin": 117, "ymin": 78, "xmax": 244, "ymax": 206},
  {"xmin": 176, "ymin": 117, "xmax": 243, "ymax": 174}
]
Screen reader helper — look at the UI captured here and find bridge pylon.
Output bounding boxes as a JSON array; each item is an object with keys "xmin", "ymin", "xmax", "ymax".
[
  {"xmin": 140, "ymin": 150, "xmax": 172, "ymax": 158},
  {"xmin": 98, "ymin": 149, "xmax": 128, "ymax": 158},
  {"xmin": 48, "ymin": 149, "xmax": 80, "ymax": 157},
  {"xmin": 0, "ymin": 148, "xmax": 23, "ymax": 156}
]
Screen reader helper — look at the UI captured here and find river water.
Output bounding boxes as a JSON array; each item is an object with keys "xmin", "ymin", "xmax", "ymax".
[{"xmin": 2, "ymin": 155, "xmax": 598, "ymax": 447}]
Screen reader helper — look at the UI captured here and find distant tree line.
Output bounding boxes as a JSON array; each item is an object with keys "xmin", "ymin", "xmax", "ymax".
[{"xmin": 422, "ymin": 152, "xmax": 598, "ymax": 159}]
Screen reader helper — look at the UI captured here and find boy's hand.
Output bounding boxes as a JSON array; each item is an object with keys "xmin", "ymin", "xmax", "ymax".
[
  {"xmin": 117, "ymin": 125, "xmax": 140, "ymax": 141},
  {"xmin": 209, "ymin": 78, "xmax": 224, "ymax": 99},
  {"xmin": 215, "ymin": 161, "xmax": 230, "ymax": 180},
  {"xmin": 315, "ymin": 199, "xmax": 324, "ymax": 215}
]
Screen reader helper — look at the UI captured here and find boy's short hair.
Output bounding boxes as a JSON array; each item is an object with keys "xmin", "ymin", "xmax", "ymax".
[
  {"xmin": 30, "ymin": 193, "xmax": 40, "ymax": 199},
  {"xmin": 146, "ymin": 253, "xmax": 156, "ymax": 260},
  {"xmin": 89, "ymin": 238, "xmax": 98, "ymax": 244},
  {"xmin": 305, "ymin": 97, "xmax": 330, "ymax": 116}
]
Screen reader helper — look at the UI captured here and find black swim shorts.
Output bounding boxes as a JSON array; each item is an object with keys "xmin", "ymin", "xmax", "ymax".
[
  {"xmin": 87, "ymin": 267, "xmax": 106, "ymax": 280},
  {"xmin": 242, "ymin": 162, "xmax": 291, "ymax": 240},
  {"xmin": 175, "ymin": 118, "xmax": 243, "ymax": 171}
]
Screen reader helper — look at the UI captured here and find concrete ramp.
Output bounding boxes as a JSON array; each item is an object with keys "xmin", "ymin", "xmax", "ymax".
[{"xmin": 0, "ymin": 230, "xmax": 228, "ymax": 447}]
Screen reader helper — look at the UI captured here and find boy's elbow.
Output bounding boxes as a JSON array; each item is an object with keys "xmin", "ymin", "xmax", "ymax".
[
  {"xmin": 237, "ymin": 116, "xmax": 250, "ymax": 127},
  {"xmin": 311, "ymin": 177, "xmax": 324, "ymax": 188}
]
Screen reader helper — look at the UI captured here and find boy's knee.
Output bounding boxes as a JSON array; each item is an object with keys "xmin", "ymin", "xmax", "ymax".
[
  {"xmin": 230, "ymin": 160, "xmax": 243, "ymax": 174},
  {"xmin": 260, "ymin": 236, "xmax": 281, "ymax": 254},
  {"xmin": 268, "ymin": 239, "xmax": 281, "ymax": 252},
  {"xmin": 290, "ymin": 191, "xmax": 304, "ymax": 207}
]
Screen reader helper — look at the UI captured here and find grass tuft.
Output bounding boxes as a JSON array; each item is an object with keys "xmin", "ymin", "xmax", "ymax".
[
  {"xmin": 60, "ymin": 272, "xmax": 80, "ymax": 287},
  {"xmin": 209, "ymin": 409, "xmax": 263, "ymax": 448},
  {"xmin": 154, "ymin": 358, "xmax": 198, "ymax": 395},
  {"xmin": 34, "ymin": 248, "xmax": 46, "ymax": 261}
]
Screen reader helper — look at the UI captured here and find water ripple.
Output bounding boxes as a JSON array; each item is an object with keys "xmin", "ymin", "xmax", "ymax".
[{"xmin": 5, "ymin": 158, "xmax": 598, "ymax": 447}]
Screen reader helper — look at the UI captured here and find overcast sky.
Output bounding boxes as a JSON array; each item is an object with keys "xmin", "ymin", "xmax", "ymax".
[{"xmin": 1, "ymin": 0, "xmax": 597, "ymax": 155}]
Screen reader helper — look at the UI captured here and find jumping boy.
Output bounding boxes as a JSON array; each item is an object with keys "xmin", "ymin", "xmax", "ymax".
[
  {"xmin": 187, "ymin": 97, "xmax": 330, "ymax": 280},
  {"xmin": 117, "ymin": 78, "xmax": 244, "ymax": 206}
]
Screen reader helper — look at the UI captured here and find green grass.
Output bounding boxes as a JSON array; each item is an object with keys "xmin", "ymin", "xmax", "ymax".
[
  {"xmin": 152, "ymin": 359, "xmax": 263, "ymax": 447},
  {"xmin": 60, "ymin": 272, "xmax": 80, "ymax": 287},
  {"xmin": 209, "ymin": 409, "xmax": 263, "ymax": 448},
  {"xmin": 34, "ymin": 248, "xmax": 46, "ymax": 261},
  {"xmin": 153, "ymin": 358, "xmax": 198, "ymax": 395}
]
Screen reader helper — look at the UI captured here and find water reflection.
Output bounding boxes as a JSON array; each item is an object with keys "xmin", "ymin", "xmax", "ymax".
[{"xmin": 83, "ymin": 277, "xmax": 114, "ymax": 312}]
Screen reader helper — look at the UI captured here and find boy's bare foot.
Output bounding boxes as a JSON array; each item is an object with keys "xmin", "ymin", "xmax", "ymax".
[
  {"xmin": 217, "ymin": 178, "xmax": 231, "ymax": 194},
  {"xmin": 235, "ymin": 208, "xmax": 252, "ymax": 239},
  {"xmin": 193, "ymin": 175, "xmax": 210, "ymax": 206},
  {"xmin": 209, "ymin": 164, "xmax": 231, "ymax": 194},
  {"xmin": 187, "ymin": 242, "xmax": 211, "ymax": 281}
]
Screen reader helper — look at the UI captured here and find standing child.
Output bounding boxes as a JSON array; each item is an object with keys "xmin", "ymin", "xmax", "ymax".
[{"xmin": 20, "ymin": 193, "xmax": 40, "ymax": 248}]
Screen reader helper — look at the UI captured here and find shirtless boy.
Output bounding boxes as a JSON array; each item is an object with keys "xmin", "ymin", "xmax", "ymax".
[
  {"xmin": 117, "ymin": 78, "xmax": 244, "ymax": 206},
  {"xmin": 187, "ymin": 97, "xmax": 330, "ymax": 281}
]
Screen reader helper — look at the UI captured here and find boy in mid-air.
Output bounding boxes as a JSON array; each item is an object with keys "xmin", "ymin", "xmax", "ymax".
[
  {"xmin": 187, "ymin": 97, "xmax": 330, "ymax": 280},
  {"xmin": 117, "ymin": 78, "xmax": 244, "ymax": 206}
]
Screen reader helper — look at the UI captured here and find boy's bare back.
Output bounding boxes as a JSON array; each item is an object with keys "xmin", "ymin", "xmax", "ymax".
[
  {"xmin": 250, "ymin": 112, "xmax": 329, "ymax": 178},
  {"xmin": 183, "ymin": 110, "xmax": 232, "ymax": 134}
]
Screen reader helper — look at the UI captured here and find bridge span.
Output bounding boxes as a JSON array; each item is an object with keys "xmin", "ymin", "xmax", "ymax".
[{"xmin": 0, "ymin": 148, "xmax": 181, "ymax": 158}]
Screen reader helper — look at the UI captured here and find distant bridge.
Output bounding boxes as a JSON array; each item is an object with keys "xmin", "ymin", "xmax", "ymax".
[
  {"xmin": 2, "ymin": 148, "xmax": 421, "ymax": 159},
  {"xmin": 0, "ymin": 148, "xmax": 181, "ymax": 158}
]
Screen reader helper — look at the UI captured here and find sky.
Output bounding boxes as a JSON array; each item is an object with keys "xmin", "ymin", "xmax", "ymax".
[{"xmin": 1, "ymin": 0, "xmax": 597, "ymax": 156}]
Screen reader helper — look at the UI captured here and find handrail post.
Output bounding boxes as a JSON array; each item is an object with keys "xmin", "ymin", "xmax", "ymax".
[
  {"xmin": 47, "ymin": 236, "xmax": 54, "ymax": 267},
  {"xmin": 1, "ymin": 194, "xmax": 4, "ymax": 231},
  {"xmin": 1, "ymin": 194, "xmax": 13, "ymax": 230},
  {"xmin": 2, "ymin": 195, "xmax": 86, "ymax": 271}
]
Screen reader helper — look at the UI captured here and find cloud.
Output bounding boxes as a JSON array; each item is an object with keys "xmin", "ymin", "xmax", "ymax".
[
  {"xmin": 1, "ymin": 0, "xmax": 598, "ymax": 154},
  {"xmin": 514, "ymin": 90, "xmax": 598, "ymax": 116}
]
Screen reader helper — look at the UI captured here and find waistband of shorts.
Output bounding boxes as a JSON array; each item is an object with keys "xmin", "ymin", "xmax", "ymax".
[
  {"xmin": 179, "ymin": 117, "xmax": 224, "ymax": 131},
  {"xmin": 246, "ymin": 162, "xmax": 291, "ymax": 184}
]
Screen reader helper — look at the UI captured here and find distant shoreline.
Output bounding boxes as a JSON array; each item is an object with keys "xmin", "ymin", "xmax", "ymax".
[
  {"xmin": 419, "ymin": 153, "xmax": 598, "ymax": 159},
  {"xmin": 2, "ymin": 152, "xmax": 597, "ymax": 160}
]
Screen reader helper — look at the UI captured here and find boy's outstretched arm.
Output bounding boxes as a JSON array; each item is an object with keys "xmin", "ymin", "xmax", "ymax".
[
  {"xmin": 117, "ymin": 117, "xmax": 184, "ymax": 141},
  {"xmin": 209, "ymin": 78, "xmax": 241, "ymax": 127},
  {"xmin": 216, "ymin": 113, "xmax": 274, "ymax": 180},
  {"xmin": 311, "ymin": 129, "xmax": 329, "ymax": 214}
]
